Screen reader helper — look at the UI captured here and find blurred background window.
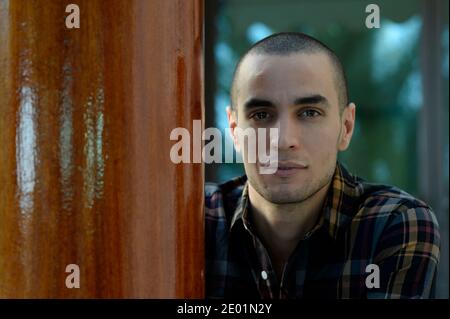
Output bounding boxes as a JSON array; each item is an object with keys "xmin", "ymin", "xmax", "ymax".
[{"xmin": 205, "ymin": 0, "xmax": 449, "ymax": 298}]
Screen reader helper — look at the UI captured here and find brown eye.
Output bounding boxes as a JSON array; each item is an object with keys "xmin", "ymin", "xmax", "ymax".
[
  {"xmin": 251, "ymin": 111, "xmax": 270, "ymax": 121},
  {"xmin": 299, "ymin": 109, "xmax": 321, "ymax": 118}
]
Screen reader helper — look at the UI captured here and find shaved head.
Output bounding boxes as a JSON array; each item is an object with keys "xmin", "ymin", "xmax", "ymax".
[{"xmin": 231, "ymin": 32, "xmax": 349, "ymax": 112}]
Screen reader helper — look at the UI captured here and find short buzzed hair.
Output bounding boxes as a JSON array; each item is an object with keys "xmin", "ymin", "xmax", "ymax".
[{"xmin": 230, "ymin": 32, "xmax": 349, "ymax": 112}]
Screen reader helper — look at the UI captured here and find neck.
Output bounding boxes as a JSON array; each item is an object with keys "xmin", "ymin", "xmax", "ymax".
[{"xmin": 248, "ymin": 181, "xmax": 331, "ymax": 271}]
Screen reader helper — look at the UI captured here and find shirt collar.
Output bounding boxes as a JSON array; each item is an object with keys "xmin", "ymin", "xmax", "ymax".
[
  {"xmin": 229, "ymin": 162, "xmax": 362, "ymax": 240},
  {"xmin": 230, "ymin": 182, "xmax": 250, "ymax": 231}
]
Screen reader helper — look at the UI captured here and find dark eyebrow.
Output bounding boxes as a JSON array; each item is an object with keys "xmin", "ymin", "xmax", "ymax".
[
  {"xmin": 243, "ymin": 98, "xmax": 275, "ymax": 110},
  {"xmin": 243, "ymin": 94, "xmax": 329, "ymax": 111},
  {"xmin": 294, "ymin": 94, "xmax": 329, "ymax": 107}
]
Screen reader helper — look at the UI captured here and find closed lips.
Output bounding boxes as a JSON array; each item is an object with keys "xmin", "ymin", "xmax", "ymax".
[{"xmin": 275, "ymin": 162, "xmax": 308, "ymax": 169}]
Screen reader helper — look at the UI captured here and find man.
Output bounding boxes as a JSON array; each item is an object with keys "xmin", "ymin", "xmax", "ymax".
[{"xmin": 205, "ymin": 32, "xmax": 440, "ymax": 299}]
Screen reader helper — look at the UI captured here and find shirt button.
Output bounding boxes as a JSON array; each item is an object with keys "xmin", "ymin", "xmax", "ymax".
[{"xmin": 261, "ymin": 270, "xmax": 268, "ymax": 280}]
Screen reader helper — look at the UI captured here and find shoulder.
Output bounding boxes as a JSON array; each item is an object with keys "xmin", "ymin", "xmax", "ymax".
[
  {"xmin": 205, "ymin": 175, "xmax": 247, "ymax": 224},
  {"xmin": 357, "ymin": 181, "xmax": 438, "ymax": 225},
  {"xmin": 204, "ymin": 176, "xmax": 247, "ymax": 288},
  {"xmin": 353, "ymin": 182, "xmax": 440, "ymax": 260},
  {"xmin": 338, "ymin": 163, "xmax": 438, "ymax": 231}
]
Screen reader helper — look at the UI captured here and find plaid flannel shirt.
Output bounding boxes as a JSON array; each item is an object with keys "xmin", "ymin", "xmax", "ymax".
[{"xmin": 205, "ymin": 162, "xmax": 440, "ymax": 299}]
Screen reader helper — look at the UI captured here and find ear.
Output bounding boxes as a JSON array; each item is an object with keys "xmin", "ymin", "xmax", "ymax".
[
  {"xmin": 226, "ymin": 106, "xmax": 240, "ymax": 152},
  {"xmin": 338, "ymin": 102, "xmax": 356, "ymax": 151}
]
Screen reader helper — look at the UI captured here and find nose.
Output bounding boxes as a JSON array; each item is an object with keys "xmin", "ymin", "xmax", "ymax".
[{"xmin": 277, "ymin": 113, "xmax": 300, "ymax": 151}]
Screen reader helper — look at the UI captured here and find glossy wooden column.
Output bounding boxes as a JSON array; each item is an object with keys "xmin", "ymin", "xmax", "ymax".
[{"xmin": 0, "ymin": 0, "xmax": 204, "ymax": 298}]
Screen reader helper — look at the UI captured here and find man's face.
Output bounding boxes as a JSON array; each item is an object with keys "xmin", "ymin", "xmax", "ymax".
[{"xmin": 229, "ymin": 52, "xmax": 355, "ymax": 204}]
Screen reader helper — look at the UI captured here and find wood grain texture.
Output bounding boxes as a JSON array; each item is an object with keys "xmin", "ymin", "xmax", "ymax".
[{"xmin": 0, "ymin": 0, "xmax": 204, "ymax": 298}]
